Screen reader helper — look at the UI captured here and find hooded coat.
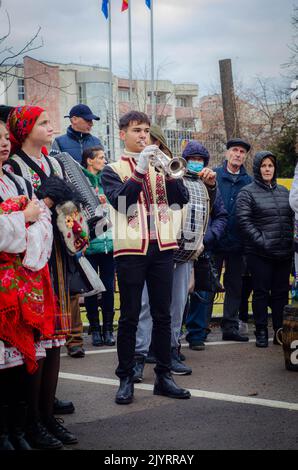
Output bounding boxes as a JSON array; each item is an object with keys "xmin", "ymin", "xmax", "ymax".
[{"xmin": 236, "ymin": 151, "xmax": 294, "ymax": 260}]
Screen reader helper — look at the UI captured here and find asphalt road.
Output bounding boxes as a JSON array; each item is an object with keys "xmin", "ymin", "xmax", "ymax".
[{"xmin": 56, "ymin": 324, "xmax": 298, "ymax": 451}]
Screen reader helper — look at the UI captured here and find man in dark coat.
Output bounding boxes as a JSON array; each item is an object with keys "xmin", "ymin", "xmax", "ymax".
[
  {"xmin": 52, "ymin": 104, "xmax": 102, "ymax": 163},
  {"xmin": 213, "ymin": 138, "xmax": 252, "ymax": 341}
]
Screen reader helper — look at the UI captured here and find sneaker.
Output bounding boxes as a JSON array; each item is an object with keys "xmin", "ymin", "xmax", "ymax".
[
  {"xmin": 239, "ymin": 320, "xmax": 249, "ymax": 335},
  {"xmin": 179, "ymin": 351, "xmax": 186, "ymax": 361},
  {"xmin": 189, "ymin": 341, "xmax": 205, "ymax": 351},
  {"xmin": 171, "ymin": 348, "xmax": 192, "ymax": 375},
  {"xmin": 67, "ymin": 346, "xmax": 85, "ymax": 358}
]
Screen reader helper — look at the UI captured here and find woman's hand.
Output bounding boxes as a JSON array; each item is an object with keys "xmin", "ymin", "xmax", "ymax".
[{"xmin": 24, "ymin": 200, "xmax": 42, "ymax": 223}]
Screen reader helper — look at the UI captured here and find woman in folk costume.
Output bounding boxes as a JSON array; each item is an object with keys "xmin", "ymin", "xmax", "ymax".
[
  {"xmin": 0, "ymin": 120, "xmax": 55, "ymax": 450},
  {"xmin": 6, "ymin": 106, "xmax": 78, "ymax": 449}
]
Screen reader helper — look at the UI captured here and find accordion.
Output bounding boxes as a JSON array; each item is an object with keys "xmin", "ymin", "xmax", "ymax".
[{"xmin": 54, "ymin": 152, "xmax": 111, "ymax": 239}]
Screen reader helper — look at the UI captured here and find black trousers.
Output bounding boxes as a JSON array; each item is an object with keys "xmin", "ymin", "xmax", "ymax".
[
  {"xmin": 115, "ymin": 244, "xmax": 174, "ymax": 378},
  {"xmin": 214, "ymin": 253, "xmax": 245, "ymax": 332},
  {"xmin": 246, "ymin": 254, "xmax": 291, "ymax": 331}
]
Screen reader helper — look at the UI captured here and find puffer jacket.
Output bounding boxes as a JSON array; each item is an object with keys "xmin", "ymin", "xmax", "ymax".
[
  {"xmin": 52, "ymin": 126, "xmax": 102, "ymax": 163},
  {"xmin": 236, "ymin": 151, "xmax": 294, "ymax": 260}
]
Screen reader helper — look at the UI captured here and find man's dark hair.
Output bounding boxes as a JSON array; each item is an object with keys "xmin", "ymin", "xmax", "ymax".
[
  {"xmin": 119, "ymin": 111, "xmax": 150, "ymax": 131},
  {"xmin": 81, "ymin": 145, "xmax": 105, "ymax": 168}
]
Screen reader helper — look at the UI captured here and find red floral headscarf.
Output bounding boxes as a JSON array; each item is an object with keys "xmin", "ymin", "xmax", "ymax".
[{"xmin": 7, "ymin": 105, "xmax": 48, "ymax": 155}]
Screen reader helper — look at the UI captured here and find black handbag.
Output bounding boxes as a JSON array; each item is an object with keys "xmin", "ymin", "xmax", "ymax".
[
  {"xmin": 68, "ymin": 255, "xmax": 105, "ymax": 297},
  {"xmin": 193, "ymin": 253, "xmax": 222, "ymax": 293}
]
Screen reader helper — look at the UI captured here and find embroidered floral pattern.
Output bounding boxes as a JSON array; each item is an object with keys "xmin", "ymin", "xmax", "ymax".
[{"xmin": 155, "ymin": 174, "xmax": 170, "ymax": 224}]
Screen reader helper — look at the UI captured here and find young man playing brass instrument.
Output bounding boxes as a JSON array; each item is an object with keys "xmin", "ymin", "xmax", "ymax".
[{"xmin": 101, "ymin": 111, "xmax": 191, "ymax": 404}]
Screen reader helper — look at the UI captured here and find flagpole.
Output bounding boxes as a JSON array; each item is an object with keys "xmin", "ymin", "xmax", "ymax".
[
  {"xmin": 108, "ymin": 0, "xmax": 115, "ymax": 160},
  {"xmin": 128, "ymin": 0, "xmax": 133, "ymax": 108},
  {"xmin": 150, "ymin": 0, "xmax": 156, "ymax": 123}
]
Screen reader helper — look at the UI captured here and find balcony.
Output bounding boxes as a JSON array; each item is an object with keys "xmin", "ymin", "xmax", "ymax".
[
  {"xmin": 175, "ymin": 107, "xmax": 200, "ymax": 120},
  {"xmin": 147, "ymin": 104, "xmax": 173, "ymax": 117}
]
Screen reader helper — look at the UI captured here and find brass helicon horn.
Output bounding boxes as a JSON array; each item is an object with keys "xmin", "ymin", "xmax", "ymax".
[{"xmin": 149, "ymin": 148, "xmax": 187, "ymax": 179}]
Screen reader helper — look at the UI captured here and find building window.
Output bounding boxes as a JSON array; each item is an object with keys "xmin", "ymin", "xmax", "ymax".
[
  {"xmin": 118, "ymin": 88, "xmax": 130, "ymax": 102},
  {"xmin": 78, "ymin": 85, "xmax": 87, "ymax": 104},
  {"xmin": 17, "ymin": 78, "xmax": 25, "ymax": 100},
  {"xmin": 156, "ymin": 93, "xmax": 167, "ymax": 105},
  {"xmin": 176, "ymin": 97, "xmax": 187, "ymax": 107},
  {"xmin": 176, "ymin": 120, "xmax": 194, "ymax": 131}
]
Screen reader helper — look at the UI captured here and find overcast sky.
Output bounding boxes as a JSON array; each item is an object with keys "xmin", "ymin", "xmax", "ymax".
[{"xmin": 1, "ymin": 0, "xmax": 295, "ymax": 95}]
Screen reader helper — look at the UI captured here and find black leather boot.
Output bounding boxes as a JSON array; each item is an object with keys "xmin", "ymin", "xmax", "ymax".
[
  {"xmin": 0, "ymin": 405, "xmax": 14, "ymax": 450},
  {"xmin": 26, "ymin": 421, "xmax": 64, "ymax": 450},
  {"xmin": 53, "ymin": 397, "xmax": 75, "ymax": 415},
  {"xmin": 115, "ymin": 377, "xmax": 134, "ymax": 404},
  {"xmin": 10, "ymin": 402, "xmax": 32, "ymax": 450},
  {"xmin": 255, "ymin": 327, "xmax": 268, "ymax": 348},
  {"xmin": 103, "ymin": 312, "xmax": 116, "ymax": 346},
  {"xmin": 44, "ymin": 416, "xmax": 78, "ymax": 445},
  {"xmin": 133, "ymin": 355, "xmax": 146, "ymax": 383},
  {"xmin": 153, "ymin": 372, "xmax": 191, "ymax": 399},
  {"xmin": 88, "ymin": 321, "xmax": 104, "ymax": 347}
]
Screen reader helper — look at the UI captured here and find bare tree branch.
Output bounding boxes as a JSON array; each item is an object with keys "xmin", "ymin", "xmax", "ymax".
[
  {"xmin": 0, "ymin": 8, "xmax": 11, "ymax": 46},
  {"xmin": 0, "ymin": 26, "xmax": 43, "ymax": 68}
]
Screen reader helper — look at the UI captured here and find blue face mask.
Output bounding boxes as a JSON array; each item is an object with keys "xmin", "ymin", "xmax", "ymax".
[{"xmin": 187, "ymin": 161, "xmax": 204, "ymax": 173}]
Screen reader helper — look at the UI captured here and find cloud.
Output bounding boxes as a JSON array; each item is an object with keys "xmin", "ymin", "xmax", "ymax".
[{"xmin": 0, "ymin": 0, "xmax": 294, "ymax": 94}]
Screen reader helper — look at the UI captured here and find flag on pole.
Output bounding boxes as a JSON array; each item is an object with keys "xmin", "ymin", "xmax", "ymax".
[
  {"xmin": 102, "ymin": 0, "xmax": 109, "ymax": 19},
  {"xmin": 122, "ymin": 0, "xmax": 129, "ymax": 11},
  {"xmin": 145, "ymin": 0, "xmax": 151, "ymax": 8}
]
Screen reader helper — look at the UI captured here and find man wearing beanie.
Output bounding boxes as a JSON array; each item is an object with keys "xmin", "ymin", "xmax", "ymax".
[
  {"xmin": 213, "ymin": 138, "xmax": 252, "ymax": 341},
  {"xmin": 101, "ymin": 111, "xmax": 191, "ymax": 404}
]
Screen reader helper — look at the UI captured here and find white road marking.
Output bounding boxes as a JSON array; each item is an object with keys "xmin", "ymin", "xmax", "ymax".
[
  {"xmin": 60, "ymin": 339, "xmax": 265, "ymax": 357},
  {"xmin": 58, "ymin": 372, "xmax": 298, "ymax": 412},
  {"xmin": 61, "ymin": 349, "xmax": 117, "ymax": 357}
]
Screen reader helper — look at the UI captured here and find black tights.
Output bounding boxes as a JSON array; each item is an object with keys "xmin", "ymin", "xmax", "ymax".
[
  {"xmin": 0, "ymin": 365, "xmax": 26, "ymax": 407},
  {"xmin": 25, "ymin": 347, "xmax": 61, "ymax": 423}
]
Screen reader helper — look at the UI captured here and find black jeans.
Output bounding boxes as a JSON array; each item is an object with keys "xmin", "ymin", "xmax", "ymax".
[
  {"xmin": 84, "ymin": 252, "xmax": 115, "ymax": 326},
  {"xmin": 246, "ymin": 254, "xmax": 291, "ymax": 330},
  {"xmin": 115, "ymin": 244, "xmax": 174, "ymax": 378},
  {"xmin": 239, "ymin": 274, "xmax": 253, "ymax": 323}
]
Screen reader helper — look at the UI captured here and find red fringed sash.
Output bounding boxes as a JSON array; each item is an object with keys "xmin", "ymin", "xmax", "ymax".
[{"xmin": 0, "ymin": 196, "xmax": 55, "ymax": 373}]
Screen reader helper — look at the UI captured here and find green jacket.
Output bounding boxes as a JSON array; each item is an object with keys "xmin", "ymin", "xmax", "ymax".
[{"xmin": 81, "ymin": 167, "xmax": 113, "ymax": 255}]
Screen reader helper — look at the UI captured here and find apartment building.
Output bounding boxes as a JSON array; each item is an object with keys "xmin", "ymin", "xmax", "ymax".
[{"xmin": 0, "ymin": 56, "xmax": 201, "ymax": 159}]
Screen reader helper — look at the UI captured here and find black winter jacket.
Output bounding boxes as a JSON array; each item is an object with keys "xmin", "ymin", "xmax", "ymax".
[{"xmin": 236, "ymin": 151, "xmax": 294, "ymax": 260}]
